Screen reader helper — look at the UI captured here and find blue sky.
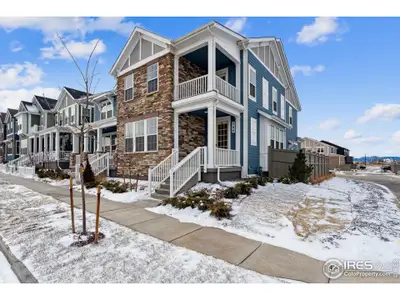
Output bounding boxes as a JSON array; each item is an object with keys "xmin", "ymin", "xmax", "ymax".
[{"xmin": 0, "ymin": 17, "xmax": 399, "ymax": 157}]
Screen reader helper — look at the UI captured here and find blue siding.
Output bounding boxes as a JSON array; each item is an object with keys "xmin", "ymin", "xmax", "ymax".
[
  {"xmin": 227, "ymin": 64, "xmax": 236, "ymax": 87},
  {"xmin": 94, "ymin": 105, "xmax": 100, "ymax": 121},
  {"xmin": 247, "ymin": 51, "xmax": 286, "ymax": 174},
  {"xmin": 239, "ymin": 50, "xmax": 244, "ymax": 166}
]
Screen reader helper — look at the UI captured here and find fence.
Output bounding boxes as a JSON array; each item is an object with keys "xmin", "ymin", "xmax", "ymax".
[
  {"xmin": 0, "ymin": 164, "xmax": 35, "ymax": 178},
  {"xmin": 267, "ymin": 147, "xmax": 329, "ymax": 179}
]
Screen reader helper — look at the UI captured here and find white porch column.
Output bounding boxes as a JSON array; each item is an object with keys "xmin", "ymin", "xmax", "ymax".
[
  {"xmin": 235, "ymin": 115, "xmax": 241, "ymax": 166},
  {"xmin": 97, "ymin": 129, "xmax": 102, "ymax": 152},
  {"xmin": 173, "ymin": 112, "xmax": 179, "ymax": 151},
  {"xmin": 174, "ymin": 55, "xmax": 179, "ymax": 100},
  {"xmin": 72, "ymin": 134, "xmax": 79, "ymax": 153},
  {"xmin": 33, "ymin": 136, "xmax": 37, "ymax": 154},
  {"xmin": 38, "ymin": 135, "xmax": 43, "ymax": 152},
  {"xmin": 44, "ymin": 133, "xmax": 49, "ymax": 153},
  {"xmin": 84, "ymin": 134, "xmax": 89, "ymax": 153},
  {"xmin": 207, "ymin": 104, "xmax": 216, "ymax": 168},
  {"xmin": 55, "ymin": 130, "xmax": 60, "ymax": 160},
  {"xmin": 235, "ymin": 62, "xmax": 240, "ymax": 91},
  {"xmin": 207, "ymin": 38, "xmax": 216, "ymax": 91},
  {"xmin": 49, "ymin": 132, "xmax": 54, "ymax": 152}
]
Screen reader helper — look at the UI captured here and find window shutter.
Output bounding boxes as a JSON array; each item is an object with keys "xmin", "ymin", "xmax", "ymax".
[
  {"xmin": 280, "ymin": 95, "xmax": 285, "ymax": 120},
  {"xmin": 262, "ymin": 78, "xmax": 269, "ymax": 109},
  {"xmin": 250, "ymin": 118, "xmax": 257, "ymax": 146}
]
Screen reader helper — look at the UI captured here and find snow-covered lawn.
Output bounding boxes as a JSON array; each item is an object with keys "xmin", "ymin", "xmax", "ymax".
[
  {"xmin": 148, "ymin": 177, "xmax": 400, "ymax": 268},
  {"xmin": 0, "ymin": 252, "xmax": 19, "ymax": 283},
  {"xmin": 0, "ymin": 179, "xmax": 292, "ymax": 283},
  {"xmin": 335, "ymin": 165, "xmax": 398, "ymax": 177}
]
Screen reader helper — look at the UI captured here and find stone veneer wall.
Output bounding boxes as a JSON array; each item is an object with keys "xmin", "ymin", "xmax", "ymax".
[
  {"xmin": 179, "ymin": 114, "xmax": 206, "ymax": 157},
  {"xmin": 115, "ymin": 53, "xmax": 174, "ymax": 177},
  {"xmin": 178, "ymin": 56, "xmax": 207, "ymax": 83}
]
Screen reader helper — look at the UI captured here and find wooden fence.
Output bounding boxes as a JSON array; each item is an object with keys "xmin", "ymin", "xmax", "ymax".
[{"xmin": 267, "ymin": 147, "xmax": 329, "ymax": 179}]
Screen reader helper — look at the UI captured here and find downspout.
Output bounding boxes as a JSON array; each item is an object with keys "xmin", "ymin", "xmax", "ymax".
[{"xmin": 240, "ymin": 39, "xmax": 249, "ymax": 178}]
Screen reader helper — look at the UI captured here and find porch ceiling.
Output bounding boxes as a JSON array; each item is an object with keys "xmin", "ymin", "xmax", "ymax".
[{"xmin": 183, "ymin": 46, "xmax": 234, "ymax": 71}]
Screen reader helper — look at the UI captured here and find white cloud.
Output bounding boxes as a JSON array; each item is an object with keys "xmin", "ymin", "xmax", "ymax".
[
  {"xmin": 9, "ymin": 40, "xmax": 23, "ymax": 52},
  {"xmin": 290, "ymin": 64, "xmax": 325, "ymax": 77},
  {"xmin": 357, "ymin": 104, "xmax": 400, "ymax": 124},
  {"xmin": 0, "ymin": 17, "xmax": 138, "ymax": 39},
  {"xmin": 296, "ymin": 17, "xmax": 345, "ymax": 45},
  {"xmin": 0, "ymin": 87, "xmax": 59, "ymax": 112},
  {"xmin": 0, "ymin": 62, "xmax": 43, "ymax": 89},
  {"xmin": 319, "ymin": 118, "xmax": 340, "ymax": 130},
  {"xmin": 40, "ymin": 37, "xmax": 106, "ymax": 60},
  {"xmin": 352, "ymin": 137, "xmax": 382, "ymax": 144},
  {"xmin": 225, "ymin": 17, "xmax": 247, "ymax": 34},
  {"xmin": 392, "ymin": 131, "xmax": 400, "ymax": 143},
  {"xmin": 344, "ymin": 129, "xmax": 362, "ymax": 139}
]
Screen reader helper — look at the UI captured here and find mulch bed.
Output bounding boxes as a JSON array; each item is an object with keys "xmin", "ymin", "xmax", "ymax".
[{"xmin": 70, "ymin": 231, "xmax": 105, "ymax": 247}]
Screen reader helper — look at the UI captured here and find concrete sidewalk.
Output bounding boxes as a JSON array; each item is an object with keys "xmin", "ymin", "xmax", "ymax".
[{"xmin": 2, "ymin": 173, "xmax": 399, "ymax": 283}]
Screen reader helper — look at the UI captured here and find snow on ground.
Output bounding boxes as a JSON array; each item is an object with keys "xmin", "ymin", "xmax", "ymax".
[
  {"xmin": 148, "ymin": 177, "xmax": 400, "ymax": 269},
  {"xmin": 0, "ymin": 179, "xmax": 293, "ymax": 283},
  {"xmin": 0, "ymin": 252, "xmax": 20, "ymax": 283},
  {"xmin": 335, "ymin": 165, "xmax": 398, "ymax": 177}
]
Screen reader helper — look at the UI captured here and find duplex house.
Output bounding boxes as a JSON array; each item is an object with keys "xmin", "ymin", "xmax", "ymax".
[
  {"xmin": 109, "ymin": 21, "xmax": 301, "ymax": 194},
  {"xmin": 4, "ymin": 108, "xmax": 19, "ymax": 162},
  {"xmin": 0, "ymin": 113, "xmax": 6, "ymax": 163}
]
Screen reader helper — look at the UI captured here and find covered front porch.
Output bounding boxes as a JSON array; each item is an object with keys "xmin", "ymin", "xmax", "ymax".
[{"xmin": 173, "ymin": 97, "xmax": 243, "ymax": 169}]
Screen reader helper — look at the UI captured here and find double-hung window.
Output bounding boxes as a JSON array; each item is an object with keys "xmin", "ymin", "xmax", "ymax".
[
  {"xmin": 249, "ymin": 66, "xmax": 256, "ymax": 101},
  {"xmin": 124, "ymin": 73, "xmax": 134, "ymax": 101},
  {"xmin": 101, "ymin": 101, "xmax": 113, "ymax": 120},
  {"xmin": 289, "ymin": 106, "xmax": 293, "ymax": 125},
  {"xmin": 272, "ymin": 87, "xmax": 278, "ymax": 114},
  {"xmin": 262, "ymin": 78, "xmax": 269, "ymax": 109},
  {"xmin": 280, "ymin": 95, "xmax": 285, "ymax": 120},
  {"xmin": 270, "ymin": 125, "xmax": 284, "ymax": 149},
  {"xmin": 147, "ymin": 63, "xmax": 158, "ymax": 93},
  {"xmin": 125, "ymin": 117, "xmax": 158, "ymax": 153}
]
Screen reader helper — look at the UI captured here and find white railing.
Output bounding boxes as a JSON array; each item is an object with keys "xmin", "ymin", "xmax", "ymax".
[
  {"xmin": 0, "ymin": 164, "xmax": 6, "ymax": 173},
  {"xmin": 148, "ymin": 149, "xmax": 179, "ymax": 195},
  {"xmin": 169, "ymin": 147, "xmax": 207, "ymax": 197},
  {"xmin": 215, "ymin": 148, "xmax": 240, "ymax": 167},
  {"xmin": 176, "ymin": 75, "xmax": 208, "ymax": 100},
  {"xmin": 215, "ymin": 76, "xmax": 240, "ymax": 103},
  {"xmin": 6, "ymin": 155, "xmax": 24, "ymax": 166},
  {"xmin": 75, "ymin": 153, "xmax": 109, "ymax": 182},
  {"xmin": 30, "ymin": 125, "xmax": 44, "ymax": 134},
  {"xmin": 16, "ymin": 166, "xmax": 36, "ymax": 178},
  {"xmin": 60, "ymin": 151, "xmax": 71, "ymax": 161}
]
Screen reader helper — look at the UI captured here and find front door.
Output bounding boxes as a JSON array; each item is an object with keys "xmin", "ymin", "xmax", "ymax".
[{"xmin": 216, "ymin": 118, "xmax": 229, "ymax": 149}]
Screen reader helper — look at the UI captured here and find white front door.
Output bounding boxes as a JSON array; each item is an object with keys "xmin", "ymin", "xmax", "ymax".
[{"xmin": 260, "ymin": 117, "xmax": 270, "ymax": 171}]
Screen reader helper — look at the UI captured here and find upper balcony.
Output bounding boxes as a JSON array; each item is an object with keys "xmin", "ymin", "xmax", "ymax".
[
  {"xmin": 174, "ymin": 41, "xmax": 241, "ymax": 106},
  {"xmin": 30, "ymin": 125, "xmax": 44, "ymax": 134}
]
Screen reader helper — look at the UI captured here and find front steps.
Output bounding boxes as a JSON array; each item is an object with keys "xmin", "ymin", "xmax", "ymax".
[{"xmin": 151, "ymin": 182, "xmax": 170, "ymax": 201}]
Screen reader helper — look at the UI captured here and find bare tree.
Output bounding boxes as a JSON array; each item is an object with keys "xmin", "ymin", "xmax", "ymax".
[{"xmin": 57, "ymin": 33, "xmax": 101, "ymax": 234}]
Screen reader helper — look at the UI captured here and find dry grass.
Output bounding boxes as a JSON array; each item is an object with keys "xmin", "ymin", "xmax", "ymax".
[{"xmin": 311, "ymin": 173, "xmax": 336, "ymax": 185}]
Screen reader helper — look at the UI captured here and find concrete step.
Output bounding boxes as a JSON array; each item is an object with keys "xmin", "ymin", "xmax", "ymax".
[
  {"xmin": 155, "ymin": 188, "xmax": 169, "ymax": 195},
  {"xmin": 151, "ymin": 193, "xmax": 169, "ymax": 201},
  {"xmin": 160, "ymin": 183, "xmax": 170, "ymax": 190}
]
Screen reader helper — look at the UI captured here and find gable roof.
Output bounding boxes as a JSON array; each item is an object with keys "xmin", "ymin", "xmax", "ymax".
[
  {"xmin": 64, "ymin": 87, "xmax": 89, "ymax": 100},
  {"xmin": 34, "ymin": 96, "xmax": 57, "ymax": 111},
  {"xmin": 8, "ymin": 108, "xmax": 17, "ymax": 118},
  {"xmin": 320, "ymin": 140, "xmax": 349, "ymax": 151},
  {"xmin": 0, "ymin": 112, "xmax": 6, "ymax": 123}
]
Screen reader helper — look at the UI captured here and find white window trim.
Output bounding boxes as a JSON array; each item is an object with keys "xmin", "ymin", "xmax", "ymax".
[
  {"xmin": 147, "ymin": 62, "xmax": 159, "ymax": 94},
  {"xmin": 289, "ymin": 106, "xmax": 293, "ymax": 126},
  {"xmin": 280, "ymin": 94, "xmax": 285, "ymax": 120},
  {"xmin": 216, "ymin": 68, "xmax": 229, "ymax": 82},
  {"xmin": 272, "ymin": 87, "xmax": 278, "ymax": 115},
  {"xmin": 249, "ymin": 65, "xmax": 257, "ymax": 102},
  {"xmin": 216, "ymin": 116, "xmax": 231, "ymax": 149},
  {"xmin": 124, "ymin": 117, "xmax": 158, "ymax": 153},
  {"xmin": 124, "ymin": 73, "xmax": 134, "ymax": 102},
  {"xmin": 262, "ymin": 77, "xmax": 269, "ymax": 110},
  {"xmin": 250, "ymin": 117, "xmax": 257, "ymax": 146},
  {"xmin": 100, "ymin": 100, "xmax": 114, "ymax": 120}
]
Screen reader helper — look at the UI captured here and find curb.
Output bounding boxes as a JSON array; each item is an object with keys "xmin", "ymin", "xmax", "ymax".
[{"xmin": 0, "ymin": 236, "xmax": 38, "ymax": 283}]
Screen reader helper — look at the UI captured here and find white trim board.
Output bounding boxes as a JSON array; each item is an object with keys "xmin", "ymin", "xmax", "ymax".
[{"xmin": 258, "ymin": 109, "xmax": 291, "ymax": 129}]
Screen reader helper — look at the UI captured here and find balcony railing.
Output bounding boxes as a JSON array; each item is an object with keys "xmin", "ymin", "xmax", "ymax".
[
  {"xmin": 215, "ymin": 76, "xmax": 240, "ymax": 103},
  {"xmin": 215, "ymin": 148, "xmax": 240, "ymax": 167},
  {"xmin": 176, "ymin": 74, "xmax": 240, "ymax": 103},
  {"xmin": 30, "ymin": 125, "xmax": 44, "ymax": 134}
]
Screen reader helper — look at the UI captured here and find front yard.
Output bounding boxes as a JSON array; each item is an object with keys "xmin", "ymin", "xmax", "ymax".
[
  {"xmin": 0, "ymin": 179, "xmax": 291, "ymax": 283},
  {"xmin": 148, "ymin": 177, "xmax": 400, "ymax": 265}
]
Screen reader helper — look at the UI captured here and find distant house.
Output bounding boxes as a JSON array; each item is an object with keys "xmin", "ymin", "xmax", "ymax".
[
  {"xmin": 320, "ymin": 140, "xmax": 353, "ymax": 164},
  {"xmin": 0, "ymin": 112, "xmax": 7, "ymax": 163}
]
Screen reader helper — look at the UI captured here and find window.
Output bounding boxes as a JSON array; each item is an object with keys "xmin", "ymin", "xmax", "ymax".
[
  {"xmin": 289, "ymin": 106, "xmax": 293, "ymax": 125},
  {"xmin": 275, "ymin": 127, "xmax": 279, "ymax": 149},
  {"xmin": 249, "ymin": 66, "xmax": 256, "ymax": 100},
  {"xmin": 280, "ymin": 95, "xmax": 285, "ymax": 120},
  {"xmin": 270, "ymin": 125, "xmax": 285, "ymax": 149},
  {"xmin": 125, "ymin": 117, "xmax": 158, "ymax": 153},
  {"xmin": 71, "ymin": 107, "xmax": 75, "ymax": 124},
  {"xmin": 147, "ymin": 63, "xmax": 158, "ymax": 93},
  {"xmin": 279, "ymin": 129, "xmax": 284, "ymax": 149},
  {"xmin": 125, "ymin": 123, "xmax": 134, "ymax": 152},
  {"xmin": 101, "ymin": 101, "xmax": 113, "ymax": 120},
  {"xmin": 262, "ymin": 78, "xmax": 269, "ymax": 109},
  {"xmin": 124, "ymin": 74, "xmax": 134, "ymax": 101},
  {"xmin": 331, "ymin": 147, "xmax": 335, "ymax": 154},
  {"xmin": 270, "ymin": 125, "xmax": 275, "ymax": 149},
  {"xmin": 250, "ymin": 118, "xmax": 257, "ymax": 146},
  {"xmin": 272, "ymin": 87, "xmax": 278, "ymax": 114}
]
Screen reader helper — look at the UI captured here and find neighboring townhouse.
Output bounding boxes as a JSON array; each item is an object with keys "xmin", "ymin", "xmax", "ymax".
[
  {"xmin": 109, "ymin": 21, "xmax": 301, "ymax": 186},
  {"xmin": 301, "ymin": 137, "xmax": 336, "ymax": 155},
  {"xmin": 15, "ymin": 101, "xmax": 42, "ymax": 155},
  {"xmin": 0, "ymin": 113, "xmax": 6, "ymax": 163},
  {"xmin": 320, "ymin": 140, "xmax": 353, "ymax": 164},
  {"xmin": 4, "ymin": 108, "xmax": 19, "ymax": 162}
]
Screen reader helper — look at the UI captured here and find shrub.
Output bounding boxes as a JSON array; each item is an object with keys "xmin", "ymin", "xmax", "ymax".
[
  {"xmin": 186, "ymin": 189, "xmax": 210, "ymax": 199},
  {"xmin": 288, "ymin": 150, "xmax": 313, "ymax": 184},
  {"xmin": 234, "ymin": 182, "xmax": 253, "ymax": 196},
  {"xmin": 100, "ymin": 180, "xmax": 127, "ymax": 193},
  {"xmin": 85, "ymin": 181, "xmax": 100, "ymax": 189},
  {"xmin": 210, "ymin": 201, "xmax": 232, "ymax": 219},
  {"xmin": 263, "ymin": 176, "xmax": 274, "ymax": 183},
  {"xmin": 246, "ymin": 177, "xmax": 259, "ymax": 189},
  {"xmin": 224, "ymin": 187, "xmax": 239, "ymax": 199},
  {"xmin": 161, "ymin": 197, "xmax": 185, "ymax": 207},
  {"xmin": 214, "ymin": 189, "xmax": 226, "ymax": 201},
  {"xmin": 278, "ymin": 177, "xmax": 292, "ymax": 184},
  {"xmin": 82, "ymin": 158, "xmax": 95, "ymax": 185}
]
